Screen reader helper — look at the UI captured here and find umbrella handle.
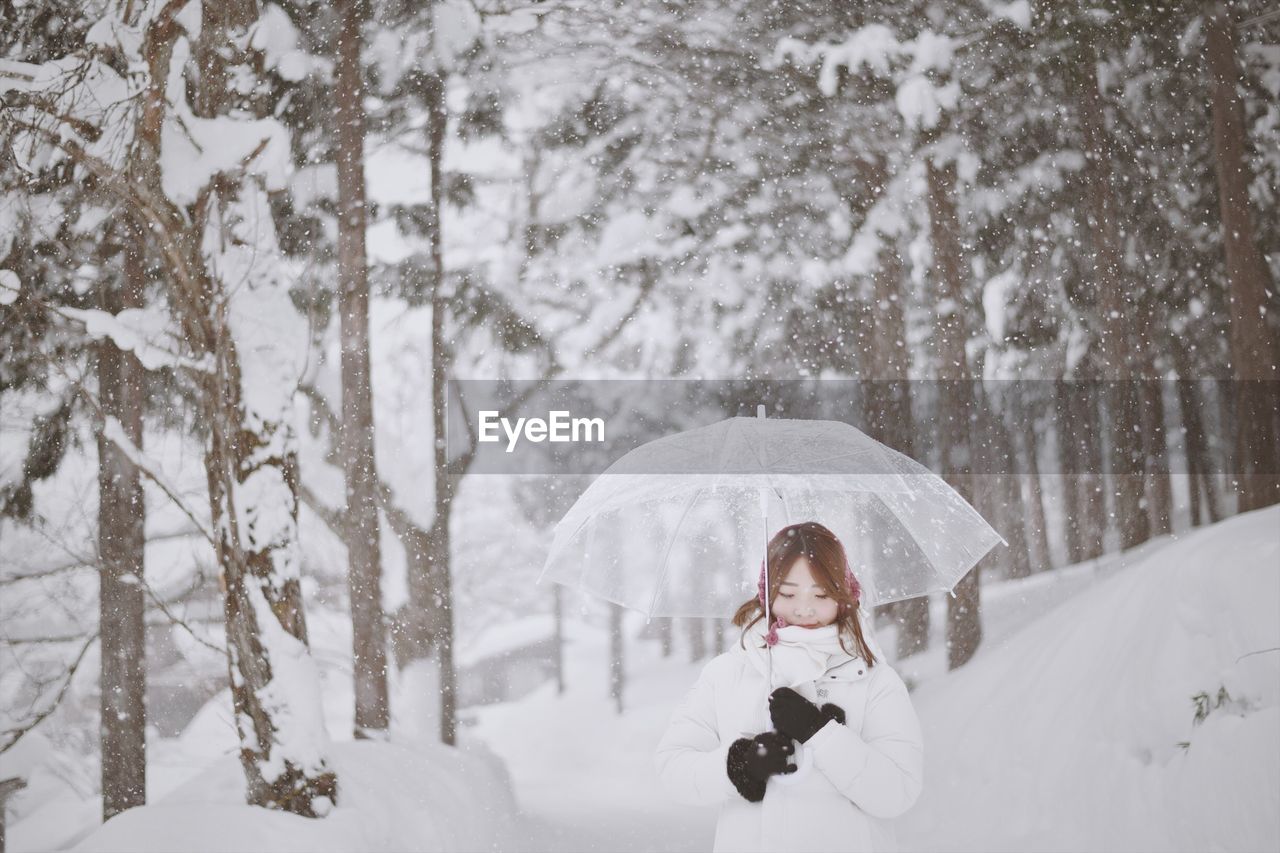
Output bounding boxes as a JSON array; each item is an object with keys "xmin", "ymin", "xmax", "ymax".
[
  {"xmin": 756, "ymin": 405, "xmax": 774, "ymax": 690},
  {"xmin": 760, "ymin": 486, "xmax": 773, "ymax": 690}
]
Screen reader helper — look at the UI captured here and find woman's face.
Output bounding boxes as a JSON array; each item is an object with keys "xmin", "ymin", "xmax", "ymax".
[{"xmin": 773, "ymin": 556, "xmax": 839, "ymax": 628}]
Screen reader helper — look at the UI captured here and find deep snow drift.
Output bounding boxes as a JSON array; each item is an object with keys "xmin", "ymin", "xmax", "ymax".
[
  {"xmin": 898, "ymin": 504, "xmax": 1280, "ymax": 853},
  {"xmin": 73, "ymin": 740, "xmax": 516, "ymax": 853}
]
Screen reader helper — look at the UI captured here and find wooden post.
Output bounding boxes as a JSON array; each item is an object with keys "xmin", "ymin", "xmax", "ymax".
[{"xmin": 0, "ymin": 777, "xmax": 28, "ymax": 853}]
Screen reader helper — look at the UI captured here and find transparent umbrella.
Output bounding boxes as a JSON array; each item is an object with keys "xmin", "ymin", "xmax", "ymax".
[{"xmin": 538, "ymin": 410, "xmax": 1007, "ymax": 620}]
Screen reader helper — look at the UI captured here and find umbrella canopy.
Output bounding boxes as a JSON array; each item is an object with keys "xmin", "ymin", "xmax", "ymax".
[{"xmin": 539, "ymin": 415, "xmax": 1006, "ymax": 618}]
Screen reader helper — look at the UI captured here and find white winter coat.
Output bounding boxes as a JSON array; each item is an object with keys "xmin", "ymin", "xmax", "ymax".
[{"xmin": 654, "ymin": 628, "xmax": 924, "ymax": 852}]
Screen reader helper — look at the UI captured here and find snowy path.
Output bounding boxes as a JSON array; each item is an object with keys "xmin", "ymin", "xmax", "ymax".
[
  {"xmin": 466, "ymin": 634, "xmax": 719, "ymax": 853},
  {"xmin": 514, "ymin": 805, "xmax": 709, "ymax": 852}
]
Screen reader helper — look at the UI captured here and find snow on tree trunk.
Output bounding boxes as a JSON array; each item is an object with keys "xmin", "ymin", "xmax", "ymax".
[
  {"xmin": 1204, "ymin": 2, "xmax": 1280, "ymax": 512},
  {"xmin": 203, "ymin": 178, "xmax": 337, "ymax": 815},
  {"xmin": 166, "ymin": 1, "xmax": 338, "ymax": 814}
]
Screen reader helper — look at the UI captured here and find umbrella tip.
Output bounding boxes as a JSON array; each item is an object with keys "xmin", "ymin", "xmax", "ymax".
[{"xmin": 757, "ymin": 404, "xmax": 766, "ymax": 419}]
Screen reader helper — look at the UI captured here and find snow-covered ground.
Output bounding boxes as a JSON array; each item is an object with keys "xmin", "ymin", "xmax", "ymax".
[
  {"xmin": 6, "ymin": 506, "xmax": 1277, "ymax": 852},
  {"xmin": 897, "ymin": 505, "xmax": 1280, "ymax": 853},
  {"xmin": 74, "ymin": 740, "xmax": 516, "ymax": 853},
  {"xmin": 471, "ymin": 505, "xmax": 1279, "ymax": 852}
]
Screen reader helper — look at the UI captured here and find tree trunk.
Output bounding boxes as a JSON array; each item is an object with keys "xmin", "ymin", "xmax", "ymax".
[
  {"xmin": 687, "ymin": 618, "xmax": 707, "ymax": 662},
  {"xmin": 382, "ymin": 505, "xmax": 445, "ymax": 741},
  {"xmin": 335, "ymin": 0, "xmax": 389, "ymax": 737},
  {"xmin": 424, "ymin": 67, "xmax": 459, "ymax": 745},
  {"xmin": 925, "ymin": 158, "xmax": 983, "ymax": 670},
  {"xmin": 969, "ymin": 380, "xmax": 1008, "ymax": 581},
  {"xmin": 1143, "ymin": 379, "xmax": 1174, "ymax": 536},
  {"xmin": 1171, "ymin": 345, "xmax": 1221, "ymax": 526},
  {"xmin": 1059, "ymin": 380, "xmax": 1109, "ymax": 563},
  {"xmin": 1072, "ymin": 49, "xmax": 1148, "ymax": 550},
  {"xmin": 1054, "ymin": 382, "xmax": 1085, "ymax": 564},
  {"xmin": 554, "ymin": 586, "xmax": 565, "ymax": 695},
  {"xmin": 193, "ymin": 2, "xmax": 337, "ymax": 813},
  {"xmin": 97, "ymin": 216, "xmax": 147, "ymax": 820},
  {"xmin": 1205, "ymin": 1, "xmax": 1280, "ymax": 510},
  {"xmin": 609, "ymin": 603, "xmax": 624, "ymax": 714},
  {"xmin": 991, "ymin": 394, "xmax": 1030, "ymax": 578},
  {"xmin": 656, "ymin": 618, "xmax": 672, "ymax": 657},
  {"xmin": 1080, "ymin": 382, "xmax": 1109, "ymax": 560},
  {"xmin": 203, "ymin": 212, "xmax": 338, "ymax": 814},
  {"xmin": 863, "ymin": 237, "xmax": 930, "ymax": 659},
  {"xmin": 1015, "ymin": 386, "xmax": 1051, "ymax": 573},
  {"xmin": 1185, "ymin": 411, "xmax": 1205, "ymax": 527},
  {"xmin": 1135, "ymin": 289, "xmax": 1172, "ymax": 537}
]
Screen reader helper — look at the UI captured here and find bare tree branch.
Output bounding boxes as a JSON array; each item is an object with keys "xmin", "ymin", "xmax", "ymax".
[
  {"xmin": 299, "ymin": 481, "xmax": 345, "ymax": 543},
  {"xmin": 136, "ymin": 567, "xmax": 223, "ymax": 655},
  {"xmin": 0, "ymin": 632, "xmax": 98, "ymax": 755}
]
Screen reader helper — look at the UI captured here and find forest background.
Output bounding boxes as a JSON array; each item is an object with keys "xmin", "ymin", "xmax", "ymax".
[{"xmin": 0, "ymin": 0, "xmax": 1277, "ymax": 830}]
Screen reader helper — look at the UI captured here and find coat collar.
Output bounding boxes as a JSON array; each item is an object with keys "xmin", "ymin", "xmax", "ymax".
[{"xmin": 821, "ymin": 654, "xmax": 873, "ymax": 682}]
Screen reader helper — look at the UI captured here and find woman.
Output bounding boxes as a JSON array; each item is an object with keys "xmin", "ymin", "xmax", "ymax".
[{"xmin": 655, "ymin": 522, "xmax": 924, "ymax": 852}]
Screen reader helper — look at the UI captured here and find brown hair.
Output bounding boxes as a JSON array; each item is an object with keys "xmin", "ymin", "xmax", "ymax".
[{"xmin": 732, "ymin": 521, "xmax": 878, "ymax": 667}]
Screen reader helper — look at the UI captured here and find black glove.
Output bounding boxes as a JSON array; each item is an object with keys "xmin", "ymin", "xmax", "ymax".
[
  {"xmin": 769, "ymin": 687, "xmax": 846, "ymax": 743},
  {"xmin": 726, "ymin": 731, "xmax": 796, "ymax": 802}
]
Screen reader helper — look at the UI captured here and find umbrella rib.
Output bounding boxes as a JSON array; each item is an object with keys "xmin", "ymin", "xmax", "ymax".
[
  {"xmin": 646, "ymin": 484, "xmax": 708, "ymax": 617},
  {"xmin": 714, "ymin": 416, "xmax": 741, "ymax": 478}
]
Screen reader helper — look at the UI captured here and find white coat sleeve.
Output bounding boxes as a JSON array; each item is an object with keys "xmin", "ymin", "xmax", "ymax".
[
  {"xmin": 806, "ymin": 664, "xmax": 924, "ymax": 819},
  {"xmin": 654, "ymin": 656, "xmax": 740, "ymax": 806}
]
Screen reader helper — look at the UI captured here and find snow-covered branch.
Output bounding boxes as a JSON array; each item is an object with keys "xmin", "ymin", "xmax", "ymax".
[{"xmin": 61, "ymin": 306, "xmax": 214, "ymax": 374}]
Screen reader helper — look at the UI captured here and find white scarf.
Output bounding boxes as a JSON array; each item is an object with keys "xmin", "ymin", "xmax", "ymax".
[{"xmin": 739, "ymin": 620, "xmax": 860, "ymax": 690}]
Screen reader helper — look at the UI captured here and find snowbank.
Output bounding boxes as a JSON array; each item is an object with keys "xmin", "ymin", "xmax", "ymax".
[
  {"xmin": 73, "ymin": 740, "xmax": 517, "ymax": 853},
  {"xmin": 899, "ymin": 505, "xmax": 1280, "ymax": 852}
]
